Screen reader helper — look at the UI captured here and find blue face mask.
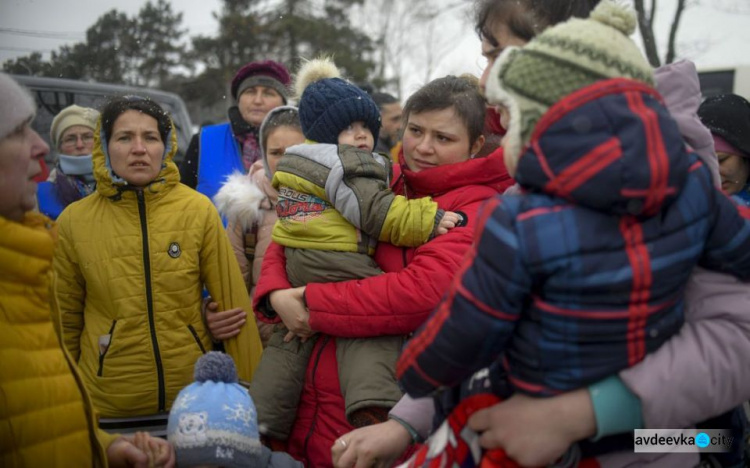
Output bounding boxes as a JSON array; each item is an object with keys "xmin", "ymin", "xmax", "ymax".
[{"xmin": 58, "ymin": 153, "xmax": 94, "ymax": 178}]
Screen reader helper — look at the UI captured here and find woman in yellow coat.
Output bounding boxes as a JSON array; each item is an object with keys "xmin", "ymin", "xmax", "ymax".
[
  {"xmin": 54, "ymin": 96, "xmax": 262, "ymax": 418},
  {"xmin": 0, "ymin": 73, "xmax": 174, "ymax": 467}
]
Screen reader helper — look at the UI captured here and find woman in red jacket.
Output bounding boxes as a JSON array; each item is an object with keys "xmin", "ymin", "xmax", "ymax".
[{"xmin": 212, "ymin": 75, "xmax": 513, "ymax": 466}]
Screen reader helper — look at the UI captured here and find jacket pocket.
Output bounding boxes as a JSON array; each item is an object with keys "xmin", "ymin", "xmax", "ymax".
[
  {"xmin": 187, "ymin": 324, "xmax": 207, "ymax": 354},
  {"xmin": 97, "ymin": 320, "xmax": 118, "ymax": 377}
]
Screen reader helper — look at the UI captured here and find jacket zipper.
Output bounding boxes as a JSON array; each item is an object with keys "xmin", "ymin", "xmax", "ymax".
[
  {"xmin": 137, "ymin": 190, "xmax": 166, "ymax": 412},
  {"xmin": 187, "ymin": 324, "xmax": 207, "ymax": 354},
  {"xmin": 97, "ymin": 319, "xmax": 118, "ymax": 377},
  {"xmin": 303, "ymin": 335, "xmax": 330, "ymax": 457}
]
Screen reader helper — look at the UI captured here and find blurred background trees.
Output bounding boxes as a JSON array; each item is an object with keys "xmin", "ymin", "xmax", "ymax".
[
  {"xmin": 8, "ymin": 0, "xmax": 743, "ymax": 123},
  {"xmin": 5, "ymin": 0, "xmax": 399, "ymax": 122}
]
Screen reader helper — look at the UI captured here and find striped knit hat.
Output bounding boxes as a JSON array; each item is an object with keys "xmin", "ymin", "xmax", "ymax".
[{"xmin": 485, "ymin": 0, "xmax": 654, "ymax": 176}]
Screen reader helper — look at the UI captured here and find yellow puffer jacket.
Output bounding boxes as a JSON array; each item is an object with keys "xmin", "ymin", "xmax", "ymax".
[
  {"xmin": 54, "ymin": 118, "xmax": 262, "ymax": 418},
  {"xmin": 0, "ymin": 213, "xmax": 117, "ymax": 466}
]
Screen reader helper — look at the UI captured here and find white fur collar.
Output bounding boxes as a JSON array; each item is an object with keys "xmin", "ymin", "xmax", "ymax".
[{"xmin": 213, "ymin": 172, "xmax": 267, "ymax": 230}]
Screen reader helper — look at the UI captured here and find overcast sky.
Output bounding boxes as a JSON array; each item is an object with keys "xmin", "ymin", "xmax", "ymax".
[{"xmin": 1, "ymin": 0, "xmax": 749, "ymax": 97}]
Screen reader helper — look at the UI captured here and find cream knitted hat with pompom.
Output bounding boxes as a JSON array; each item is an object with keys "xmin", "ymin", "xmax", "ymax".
[{"xmin": 485, "ymin": 0, "xmax": 654, "ymax": 176}]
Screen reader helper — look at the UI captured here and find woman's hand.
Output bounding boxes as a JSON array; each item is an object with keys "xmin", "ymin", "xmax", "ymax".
[
  {"xmin": 331, "ymin": 418, "xmax": 412, "ymax": 468},
  {"xmin": 203, "ymin": 296, "xmax": 246, "ymax": 341},
  {"xmin": 270, "ymin": 287, "xmax": 313, "ymax": 341},
  {"xmin": 107, "ymin": 433, "xmax": 175, "ymax": 468},
  {"xmin": 467, "ymin": 389, "xmax": 596, "ymax": 467}
]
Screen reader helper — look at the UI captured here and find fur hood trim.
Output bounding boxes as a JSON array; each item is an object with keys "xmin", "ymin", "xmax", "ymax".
[{"xmin": 213, "ymin": 172, "xmax": 267, "ymax": 230}]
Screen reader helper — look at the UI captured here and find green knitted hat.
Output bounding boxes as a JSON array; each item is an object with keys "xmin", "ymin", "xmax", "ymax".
[{"xmin": 485, "ymin": 0, "xmax": 654, "ymax": 176}]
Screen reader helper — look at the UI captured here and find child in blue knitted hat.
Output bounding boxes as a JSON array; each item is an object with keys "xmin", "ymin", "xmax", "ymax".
[
  {"xmin": 247, "ymin": 57, "xmax": 462, "ymax": 441},
  {"xmin": 168, "ymin": 352, "xmax": 302, "ymax": 467}
]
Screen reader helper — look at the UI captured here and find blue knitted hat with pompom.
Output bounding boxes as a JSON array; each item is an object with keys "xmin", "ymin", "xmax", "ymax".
[
  {"xmin": 299, "ymin": 77, "xmax": 381, "ymax": 144},
  {"xmin": 295, "ymin": 57, "xmax": 380, "ymax": 145},
  {"xmin": 168, "ymin": 352, "xmax": 261, "ymax": 468}
]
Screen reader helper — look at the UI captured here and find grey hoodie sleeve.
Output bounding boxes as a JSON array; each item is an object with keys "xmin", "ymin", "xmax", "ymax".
[
  {"xmin": 619, "ymin": 268, "xmax": 750, "ymax": 428},
  {"xmin": 388, "ymin": 394, "xmax": 435, "ymax": 440}
]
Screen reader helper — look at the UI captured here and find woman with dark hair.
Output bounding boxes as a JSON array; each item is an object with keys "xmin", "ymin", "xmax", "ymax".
[
  {"xmin": 246, "ymin": 74, "xmax": 512, "ymax": 466},
  {"xmin": 209, "ymin": 75, "xmax": 513, "ymax": 466},
  {"xmin": 212, "ymin": 106, "xmax": 306, "ymax": 345},
  {"xmin": 37, "ymin": 104, "xmax": 99, "ymax": 220},
  {"xmin": 54, "ymin": 96, "xmax": 263, "ymax": 419},
  {"xmin": 699, "ymin": 93, "xmax": 750, "ymax": 205}
]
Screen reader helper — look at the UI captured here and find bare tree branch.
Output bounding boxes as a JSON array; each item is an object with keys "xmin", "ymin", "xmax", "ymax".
[
  {"xmin": 634, "ymin": 0, "xmax": 661, "ymax": 67},
  {"xmin": 648, "ymin": 0, "xmax": 656, "ymax": 29},
  {"xmin": 666, "ymin": 0, "xmax": 687, "ymax": 64}
]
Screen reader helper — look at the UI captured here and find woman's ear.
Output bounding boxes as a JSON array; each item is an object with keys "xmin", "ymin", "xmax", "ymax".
[{"xmin": 470, "ymin": 135, "xmax": 486, "ymax": 158}]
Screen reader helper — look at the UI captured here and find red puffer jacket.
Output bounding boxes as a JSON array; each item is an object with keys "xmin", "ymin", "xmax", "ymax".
[{"xmin": 254, "ymin": 148, "xmax": 513, "ymax": 467}]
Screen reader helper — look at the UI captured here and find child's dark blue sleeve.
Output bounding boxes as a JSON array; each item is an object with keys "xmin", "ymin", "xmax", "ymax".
[
  {"xmin": 702, "ymin": 183, "xmax": 750, "ymax": 280},
  {"xmin": 396, "ymin": 196, "xmax": 532, "ymax": 397}
]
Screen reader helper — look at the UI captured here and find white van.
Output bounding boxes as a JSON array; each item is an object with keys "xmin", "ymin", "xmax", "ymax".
[
  {"xmin": 698, "ymin": 66, "xmax": 750, "ymax": 100},
  {"xmin": 11, "ymin": 75, "xmax": 194, "ymax": 165}
]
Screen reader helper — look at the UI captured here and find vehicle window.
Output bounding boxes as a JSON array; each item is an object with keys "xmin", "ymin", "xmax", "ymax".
[{"xmin": 25, "ymin": 85, "xmax": 189, "ymax": 166}]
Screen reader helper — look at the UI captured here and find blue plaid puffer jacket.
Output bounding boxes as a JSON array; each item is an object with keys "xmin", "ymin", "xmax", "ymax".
[{"xmin": 398, "ymin": 79, "xmax": 750, "ymax": 397}]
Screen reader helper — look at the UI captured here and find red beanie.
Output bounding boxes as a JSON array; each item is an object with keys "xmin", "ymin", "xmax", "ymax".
[{"xmin": 231, "ymin": 60, "xmax": 291, "ymax": 102}]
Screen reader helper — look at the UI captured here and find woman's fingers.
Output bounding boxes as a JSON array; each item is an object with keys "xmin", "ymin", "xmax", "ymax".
[
  {"xmin": 205, "ymin": 307, "xmax": 246, "ymax": 340},
  {"xmin": 331, "ymin": 437, "xmax": 355, "ymax": 468},
  {"xmin": 209, "ymin": 308, "xmax": 246, "ymax": 326}
]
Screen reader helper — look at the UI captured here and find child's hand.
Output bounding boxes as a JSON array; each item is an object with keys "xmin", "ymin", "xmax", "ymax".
[
  {"xmin": 436, "ymin": 211, "xmax": 462, "ymax": 235},
  {"xmin": 133, "ymin": 432, "xmax": 175, "ymax": 468},
  {"xmin": 107, "ymin": 433, "xmax": 175, "ymax": 468},
  {"xmin": 133, "ymin": 432, "xmax": 157, "ymax": 467}
]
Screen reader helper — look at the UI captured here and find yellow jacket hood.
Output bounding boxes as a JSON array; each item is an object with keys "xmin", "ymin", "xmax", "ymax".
[{"xmin": 92, "ymin": 114, "xmax": 180, "ymax": 199}]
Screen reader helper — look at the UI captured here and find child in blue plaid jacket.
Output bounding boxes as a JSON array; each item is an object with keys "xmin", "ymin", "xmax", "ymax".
[{"xmin": 397, "ymin": 0, "xmax": 750, "ymax": 420}]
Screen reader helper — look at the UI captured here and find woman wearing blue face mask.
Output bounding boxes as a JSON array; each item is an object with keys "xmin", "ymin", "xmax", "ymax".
[{"xmin": 37, "ymin": 104, "xmax": 99, "ymax": 220}]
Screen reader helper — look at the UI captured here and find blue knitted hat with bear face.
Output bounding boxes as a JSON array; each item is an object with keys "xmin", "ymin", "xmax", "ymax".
[
  {"xmin": 296, "ymin": 58, "xmax": 381, "ymax": 145},
  {"xmin": 168, "ymin": 352, "xmax": 261, "ymax": 468}
]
